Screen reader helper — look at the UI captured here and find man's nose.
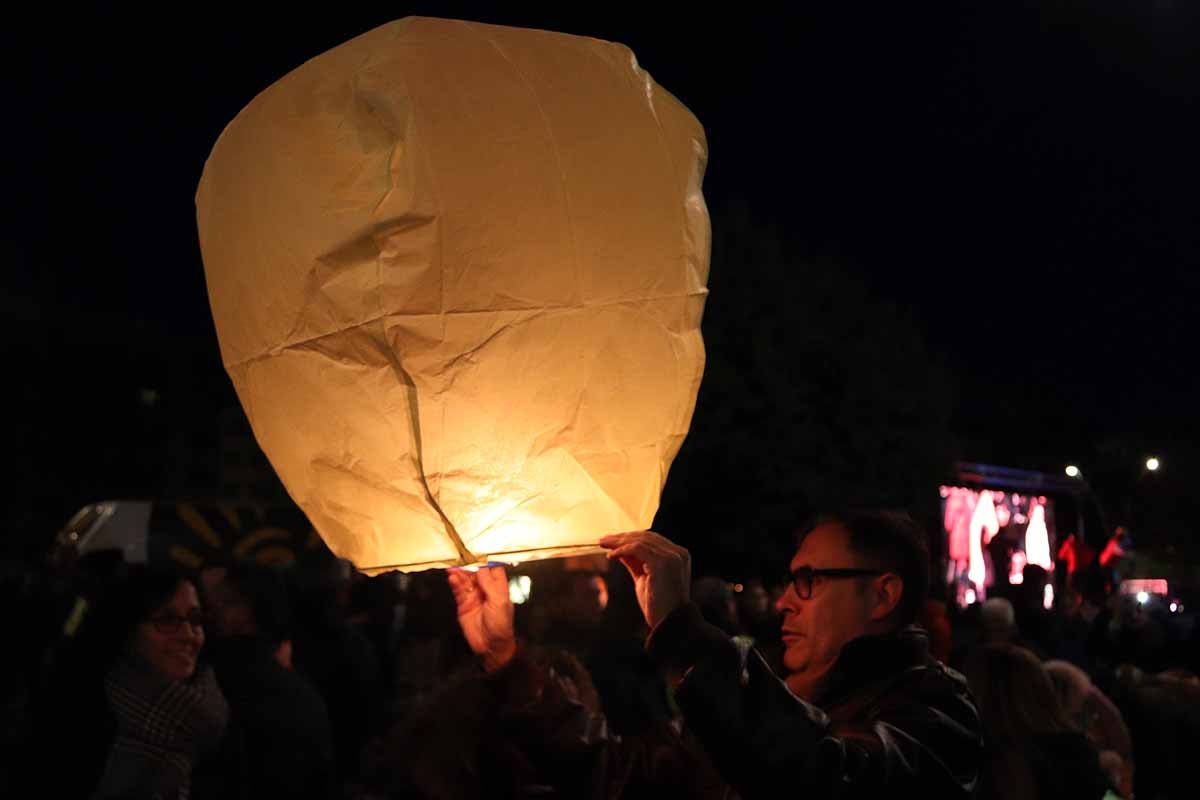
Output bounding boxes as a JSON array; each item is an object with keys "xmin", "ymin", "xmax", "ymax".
[{"xmin": 775, "ymin": 586, "xmax": 796, "ymax": 614}]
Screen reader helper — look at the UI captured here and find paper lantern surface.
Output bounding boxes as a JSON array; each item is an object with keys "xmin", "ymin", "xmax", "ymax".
[{"xmin": 196, "ymin": 17, "xmax": 709, "ymax": 573}]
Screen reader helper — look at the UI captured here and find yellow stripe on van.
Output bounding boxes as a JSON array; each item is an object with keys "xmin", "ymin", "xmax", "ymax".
[
  {"xmin": 254, "ymin": 545, "xmax": 298, "ymax": 566},
  {"xmin": 217, "ymin": 504, "xmax": 242, "ymax": 532},
  {"xmin": 233, "ymin": 527, "xmax": 292, "ymax": 558},
  {"xmin": 169, "ymin": 545, "xmax": 204, "ymax": 569},
  {"xmin": 177, "ymin": 503, "xmax": 223, "ymax": 549}
]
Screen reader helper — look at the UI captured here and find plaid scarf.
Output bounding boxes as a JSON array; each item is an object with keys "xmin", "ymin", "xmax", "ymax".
[{"xmin": 95, "ymin": 656, "xmax": 229, "ymax": 800}]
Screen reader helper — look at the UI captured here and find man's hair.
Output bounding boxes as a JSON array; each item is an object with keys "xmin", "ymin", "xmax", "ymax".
[
  {"xmin": 798, "ymin": 510, "xmax": 931, "ymax": 627},
  {"xmin": 220, "ymin": 562, "xmax": 293, "ymax": 644},
  {"xmin": 980, "ymin": 597, "xmax": 1016, "ymax": 636}
]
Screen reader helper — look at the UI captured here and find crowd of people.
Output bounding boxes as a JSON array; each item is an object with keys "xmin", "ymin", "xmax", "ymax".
[{"xmin": 1, "ymin": 511, "xmax": 1195, "ymax": 799}]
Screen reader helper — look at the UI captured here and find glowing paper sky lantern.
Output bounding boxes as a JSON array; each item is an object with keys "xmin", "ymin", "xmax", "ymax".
[{"xmin": 196, "ymin": 18, "xmax": 710, "ymax": 573}]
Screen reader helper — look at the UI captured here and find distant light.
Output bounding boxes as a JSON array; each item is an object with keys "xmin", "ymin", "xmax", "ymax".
[
  {"xmin": 1136, "ymin": 591, "xmax": 1150, "ymax": 604},
  {"xmin": 733, "ymin": 583, "xmax": 744, "ymax": 593},
  {"xmin": 508, "ymin": 575, "xmax": 532, "ymax": 604},
  {"xmin": 1121, "ymin": 578, "xmax": 1169, "ymax": 596},
  {"xmin": 965, "ymin": 588, "xmax": 976, "ymax": 605},
  {"xmin": 1170, "ymin": 602, "xmax": 1178, "ymax": 613},
  {"xmin": 1065, "ymin": 465, "xmax": 1081, "ymax": 478},
  {"xmin": 1146, "ymin": 457, "xmax": 1160, "ymax": 472},
  {"xmin": 1043, "ymin": 584, "xmax": 1054, "ymax": 611}
]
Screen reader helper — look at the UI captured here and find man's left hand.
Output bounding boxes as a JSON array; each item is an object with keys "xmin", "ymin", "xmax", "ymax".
[{"xmin": 600, "ymin": 530, "xmax": 691, "ymax": 630}]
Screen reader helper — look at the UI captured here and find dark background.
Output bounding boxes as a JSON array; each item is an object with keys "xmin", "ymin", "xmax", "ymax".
[{"xmin": 4, "ymin": 2, "xmax": 1196, "ymax": 575}]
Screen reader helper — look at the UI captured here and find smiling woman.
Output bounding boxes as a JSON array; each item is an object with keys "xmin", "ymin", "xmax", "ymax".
[
  {"xmin": 131, "ymin": 580, "xmax": 207, "ymax": 681},
  {"xmin": 19, "ymin": 567, "xmax": 239, "ymax": 799}
]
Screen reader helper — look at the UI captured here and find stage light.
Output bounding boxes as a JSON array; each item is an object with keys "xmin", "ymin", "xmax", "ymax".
[
  {"xmin": 1146, "ymin": 457, "xmax": 1160, "ymax": 472},
  {"xmin": 1065, "ymin": 465, "xmax": 1080, "ymax": 478}
]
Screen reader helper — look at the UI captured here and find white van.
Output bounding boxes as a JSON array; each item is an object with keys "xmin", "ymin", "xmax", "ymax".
[{"xmin": 54, "ymin": 500, "xmax": 325, "ymax": 569}]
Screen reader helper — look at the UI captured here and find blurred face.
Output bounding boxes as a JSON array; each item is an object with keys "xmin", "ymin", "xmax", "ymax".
[
  {"xmin": 740, "ymin": 582, "xmax": 771, "ymax": 620},
  {"xmin": 566, "ymin": 574, "xmax": 609, "ymax": 623},
  {"xmin": 776, "ymin": 523, "xmax": 877, "ymax": 697},
  {"xmin": 132, "ymin": 581, "xmax": 205, "ymax": 681}
]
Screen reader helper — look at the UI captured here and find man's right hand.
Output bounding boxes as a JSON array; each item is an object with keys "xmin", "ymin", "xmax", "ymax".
[{"xmin": 448, "ymin": 565, "xmax": 516, "ymax": 672}]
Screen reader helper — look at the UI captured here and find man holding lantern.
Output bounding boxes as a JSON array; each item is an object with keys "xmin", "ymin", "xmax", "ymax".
[{"xmin": 450, "ymin": 510, "xmax": 982, "ymax": 798}]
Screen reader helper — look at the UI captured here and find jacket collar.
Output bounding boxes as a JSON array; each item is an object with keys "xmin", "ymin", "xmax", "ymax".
[{"xmin": 816, "ymin": 625, "xmax": 931, "ymax": 705}]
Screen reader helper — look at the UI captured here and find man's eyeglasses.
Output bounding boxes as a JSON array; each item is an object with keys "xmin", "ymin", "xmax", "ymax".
[
  {"xmin": 148, "ymin": 610, "xmax": 206, "ymax": 634},
  {"xmin": 790, "ymin": 567, "xmax": 885, "ymax": 600}
]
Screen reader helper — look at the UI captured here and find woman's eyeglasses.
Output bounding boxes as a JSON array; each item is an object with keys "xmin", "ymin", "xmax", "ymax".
[{"xmin": 148, "ymin": 610, "xmax": 206, "ymax": 634}]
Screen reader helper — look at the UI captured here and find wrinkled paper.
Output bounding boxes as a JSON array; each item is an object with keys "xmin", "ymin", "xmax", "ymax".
[{"xmin": 196, "ymin": 17, "xmax": 709, "ymax": 573}]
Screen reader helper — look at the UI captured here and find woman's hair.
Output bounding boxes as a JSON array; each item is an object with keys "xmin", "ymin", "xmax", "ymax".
[
  {"xmin": 68, "ymin": 566, "xmax": 197, "ymax": 678},
  {"xmin": 1044, "ymin": 659, "xmax": 1092, "ymax": 715},
  {"xmin": 964, "ymin": 644, "xmax": 1078, "ymax": 744}
]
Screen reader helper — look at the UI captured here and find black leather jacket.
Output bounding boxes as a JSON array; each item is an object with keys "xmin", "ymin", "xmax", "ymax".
[{"xmin": 647, "ymin": 604, "xmax": 982, "ymax": 800}]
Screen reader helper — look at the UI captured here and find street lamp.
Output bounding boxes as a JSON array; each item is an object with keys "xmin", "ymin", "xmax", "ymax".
[{"xmin": 1145, "ymin": 457, "xmax": 1160, "ymax": 472}]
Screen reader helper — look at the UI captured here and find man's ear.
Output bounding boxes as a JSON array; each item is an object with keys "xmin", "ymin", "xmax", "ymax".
[{"xmin": 870, "ymin": 573, "xmax": 904, "ymax": 622}]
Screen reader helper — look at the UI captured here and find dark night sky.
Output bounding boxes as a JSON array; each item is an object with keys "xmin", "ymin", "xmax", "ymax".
[{"xmin": 3, "ymin": 3, "xmax": 1198, "ymax": 546}]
